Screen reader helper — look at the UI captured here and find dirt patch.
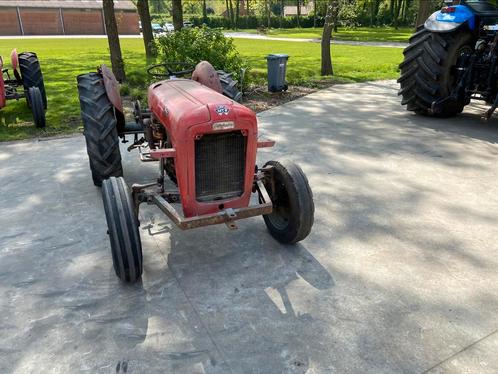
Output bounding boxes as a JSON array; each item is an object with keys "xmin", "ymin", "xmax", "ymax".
[{"xmin": 241, "ymin": 82, "xmax": 335, "ymax": 113}]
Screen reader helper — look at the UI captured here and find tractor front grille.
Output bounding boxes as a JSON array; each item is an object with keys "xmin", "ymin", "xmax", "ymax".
[{"xmin": 195, "ymin": 131, "xmax": 247, "ymax": 202}]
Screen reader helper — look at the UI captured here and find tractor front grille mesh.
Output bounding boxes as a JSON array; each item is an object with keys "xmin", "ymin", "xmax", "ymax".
[{"xmin": 195, "ymin": 131, "xmax": 246, "ymax": 202}]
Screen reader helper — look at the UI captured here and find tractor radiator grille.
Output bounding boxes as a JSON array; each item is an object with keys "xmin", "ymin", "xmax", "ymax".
[{"xmin": 195, "ymin": 131, "xmax": 247, "ymax": 202}]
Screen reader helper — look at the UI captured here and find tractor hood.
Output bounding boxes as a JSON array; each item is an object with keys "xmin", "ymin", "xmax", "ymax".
[{"xmin": 148, "ymin": 79, "xmax": 256, "ymax": 144}]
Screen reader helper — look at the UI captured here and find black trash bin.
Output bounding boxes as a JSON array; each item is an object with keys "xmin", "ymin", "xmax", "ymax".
[{"xmin": 266, "ymin": 54, "xmax": 289, "ymax": 92}]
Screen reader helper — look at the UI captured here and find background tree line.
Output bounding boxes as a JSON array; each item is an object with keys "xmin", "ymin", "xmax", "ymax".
[
  {"xmin": 104, "ymin": 0, "xmax": 442, "ymax": 83},
  {"xmin": 147, "ymin": 0, "xmax": 442, "ymax": 29}
]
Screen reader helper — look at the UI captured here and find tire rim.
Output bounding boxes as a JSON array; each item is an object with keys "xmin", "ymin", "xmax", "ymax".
[{"xmin": 450, "ymin": 45, "xmax": 473, "ymax": 91}]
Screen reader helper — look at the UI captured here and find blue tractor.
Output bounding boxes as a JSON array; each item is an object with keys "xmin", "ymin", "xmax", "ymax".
[{"xmin": 399, "ymin": 0, "xmax": 498, "ymax": 120}]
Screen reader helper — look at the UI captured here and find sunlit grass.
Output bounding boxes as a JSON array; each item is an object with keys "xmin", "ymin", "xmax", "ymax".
[
  {"xmin": 243, "ymin": 26, "xmax": 413, "ymax": 42},
  {"xmin": 0, "ymin": 37, "xmax": 402, "ymax": 141}
]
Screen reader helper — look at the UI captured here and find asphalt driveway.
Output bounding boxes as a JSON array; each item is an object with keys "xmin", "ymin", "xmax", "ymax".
[{"xmin": 0, "ymin": 81, "xmax": 497, "ymax": 373}]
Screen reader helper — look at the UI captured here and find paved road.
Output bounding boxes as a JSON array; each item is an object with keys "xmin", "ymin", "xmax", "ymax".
[
  {"xmin": 1, "ymin": 81, "xmax": 497, "ymax": 373},
  {"xmin": 224, "ymin": 32, "xmax": 408, "ymax": 48}
]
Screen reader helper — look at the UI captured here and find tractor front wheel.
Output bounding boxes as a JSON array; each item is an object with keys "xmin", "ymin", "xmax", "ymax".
[
  {"xmin": 398, "ymin": 28, "xmax": 474, "ymax": 117},
  {"xmin": 19, "ymin": 52, "xmax": 47, "ymax": 109},
  {"xmin": 77, "ymin": 72, "xmax": 123, "ymax": 186},
  {"xmin": 102, "ymin": 177, "xmax": 143, "ymax": 283},
  {"xmin": 262, "ymin": 159, "xmax": 314, "ymax": 244},
  {"xmin": 27, "ymin": 86, "xmax": 45, "ymax": 128}
]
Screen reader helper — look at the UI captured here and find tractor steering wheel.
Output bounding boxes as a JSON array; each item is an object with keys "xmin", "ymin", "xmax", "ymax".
[{"xmin": 147, "ymin": 62, "xmax": 195, "ymax": 79}]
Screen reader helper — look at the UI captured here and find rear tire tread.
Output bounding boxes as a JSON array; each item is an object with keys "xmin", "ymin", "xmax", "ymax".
[
  {"xmin": 77, "ymin": 72, "xmax": 122, "ymax": 186},
  {"xmin": 19, "ymin": 52, "xmax": 47, "ymax": 109},
  {"xmin": 398, "ymin": 28, "xmax": 473, "ymax": 117}
]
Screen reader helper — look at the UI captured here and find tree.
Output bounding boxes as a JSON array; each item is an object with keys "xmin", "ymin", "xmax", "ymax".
[
  {"xmin": 225, "ymin": 0, "xmax": 233, "ymax": 28},
  {"xmin": 265, "ymin": 0, "xmax": 270, "ymax": 28},
  {"xmin": 416, "ymin": 0, "xmax": 434, "ymax": 28},
  {"xmin": 172, "ymin": 0, "xmax": 183, "ymax": 31},
  {"xmin": 297, "ymin": 0, "xmax": 301, "ymax": 27},
  {"xmin": 229, "ymin": 0, "xmax": 235, "ymax": 28},
  {"xmin": 321, "ymin": 0, "xmax": 338, "ymax": 76},
  {"xmin": 313, "ymin": 0, "xmax": 317, "ymax": 28},
  {"xmin": 202, "ymin": 0, "xmax": 207, "ymax": 22},
  {"xmin": 136, "ymin": 0, "xmax": 155, "ymax": 57},
  {"xmin": 103, "ymin": 0, "xmax": 125, "ymax": 81},
  {"xmin": 235, "ymin": 0, "xmax": 241, "ymax": 29},
  {"xmin": 280, "ymin": 0, "xmax": 284, "ymax": 28}
]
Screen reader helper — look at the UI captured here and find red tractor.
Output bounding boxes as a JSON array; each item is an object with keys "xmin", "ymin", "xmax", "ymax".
[
  {"xmin": 77, "ymin": 62, "xmax": 314, "ymax": 283},
  {"xmin": 0, "ymin": 49, "xmax": 47, "ymax": 128}
]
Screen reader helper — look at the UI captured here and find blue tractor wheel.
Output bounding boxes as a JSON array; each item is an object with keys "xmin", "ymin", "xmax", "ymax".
[{"xmin": 398, "ymin": 27, "xmax": 474, "ymax": 117}]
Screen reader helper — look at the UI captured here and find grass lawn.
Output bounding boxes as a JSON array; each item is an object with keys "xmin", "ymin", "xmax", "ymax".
[
  {"xmin": 242, "ymin": 26, "xmax": 413, "ymax": 42},
  {"xmin": 0, "ymin": 37, "xmax": 402, "ymax": 141}
]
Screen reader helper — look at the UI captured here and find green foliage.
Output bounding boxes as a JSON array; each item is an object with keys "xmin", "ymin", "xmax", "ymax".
[
  {"xmin": 190, "ymin": 15, "xmax": 325, "ymax": 29},
  {"xmin": 256, "ymin": 26, "xmax": 412, "ymax": 43},
  {"xmin": 155, "ymin": 25, "xmax": 246, "ymax": 80}
]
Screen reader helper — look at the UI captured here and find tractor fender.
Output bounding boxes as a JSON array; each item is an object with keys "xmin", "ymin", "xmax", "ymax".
[
  {"xmin": 425, "ymin": 5, "xmax": 475, "ymax": 33},
  {"xmin": 100, "ymin": 64, "xmax": 123, "ymax": 113},
  {"xmin": 100, "ymin": 64, "xmax": 125, "ymax": 133},
  {"xmin": 10, "ymin": 49, "xmax": 18, "ymax": 71},
  {"xmin": 192, "ymin": 61, "xmax": 223, "ymax": 94},
  {"xmin": 0, "ymin": 56, "xmax": 5, "ymax": 109}
]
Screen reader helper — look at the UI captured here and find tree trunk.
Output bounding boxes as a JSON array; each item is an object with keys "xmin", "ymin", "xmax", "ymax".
[
  {"xmin": 416, "ymin": 0, "xmax": 433, "ymax": 28},
  {"xmin": 297, "ymin": 0, "xmax": 301, "ymax": 28},
  {"xmin": 102, "ymin": 0, "xmax": 125, "ymax": 81},
  {"xmin": 172, "ymin": 0, "xmax": 183, "ymax": 31},
  {"xmin": 229, "ymin": 0, "xmax": 235, "ymax": 28},
  {"xmin": 321, "ymin": 0, "xmax": 337, "ymax": 76},
  {"xmin": 226, "ymin": 0, "xmax": 231, "ymax": 28},
  {"xmin": 235, "ymin": 0, "xmax": 240, "ymax": 29},
  {"xmin": 266, "ymin": 0, "xmax": 270, "ymax": 28},
  {"xmin": 313, "ymin": 0, "xmax": 317, "ymax": 28},
  {"xmin": 280, "ymin": 0, "xmax": 284, "ymax": 28},
  {"xmin": 136, "ymin": 0, "xmax": 155, "ymax": 58},
  {"xmin": 370, "ymin": 1, "xmax": 374, "ymax": 26},
  {"xmin": 202, "ymin": 0, "xmax": 207, "ymax": 22},
  {"xmin": 246, "ymin": 0, "xmax": 250, "ymax": 27},
  {"xmin": 331, "ymin": 0, "xmax": 339, "ymax": 33}
]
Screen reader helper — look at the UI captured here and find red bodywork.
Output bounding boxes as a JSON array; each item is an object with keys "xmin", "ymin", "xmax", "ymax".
[
  {"xmin": 148, "ymin": 79, "xmax": 258, "ymax": 218},
  {"xmin": 100, "ymin": 64, "xmax": 123, "ymax": 113},
  {"xmin": 0, "ymin": 56, "xmax": 5, "ymax": 109}
]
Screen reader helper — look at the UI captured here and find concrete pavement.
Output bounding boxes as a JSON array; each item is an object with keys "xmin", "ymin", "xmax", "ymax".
[
  {"xmin": 224, "ymin": 31, "xmax": 407, "ymax": 48},
  {"xmin": 0, "ymin": 81, "xmax": 497, "ymax": 373}
]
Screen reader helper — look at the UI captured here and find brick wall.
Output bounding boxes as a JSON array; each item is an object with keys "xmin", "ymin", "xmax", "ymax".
[
  {"xmin": 116, "ymin": 11, "xmax": 139, "ymax": 35},
  {"xmin": 20, "ymin": 8, "xmax": 63, "ymax": 35},
  {"xmin": 0, "ymin": 7, "xmax": 139, "ymax": 36},
  {"xmin": 0, "ymin": 8, "xmax": 21, "ymax": 36},
  {"xmin": 62, "ymin": 9, "xmax": 104, "ymax": 35}
]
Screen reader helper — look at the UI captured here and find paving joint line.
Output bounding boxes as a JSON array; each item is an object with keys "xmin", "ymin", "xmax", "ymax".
[{"xmin": 421, "ymin": 328, "xmax": 498, "ymax": 373}]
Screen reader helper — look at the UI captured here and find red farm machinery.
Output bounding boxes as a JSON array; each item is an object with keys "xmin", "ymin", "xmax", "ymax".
[
  {"xmin": 77, "ymin": 62, "xmax": 314, "ymax": 283},
  {"xmin": 0, "ymin": 49, "xmax": 46, "ymax": 128}
]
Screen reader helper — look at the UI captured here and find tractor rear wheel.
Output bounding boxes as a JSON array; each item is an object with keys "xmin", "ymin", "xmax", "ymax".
[
  {"xmin": 398, "ymin": 28, "xmax": 474, "ymax": 117},
  {"xmin": 27, "ymin": 86, "xmax": 46, "ymax": 128},
  {"xmin": 77, "ymin": 72, "xmax": 123, "ymax": 187},
  {"xmin": 19, "ymin": 52, "xmax": 47, "ymax": 109},
  {"xmin": 262, "ymin": 159, "xmax": 314, "ymax": 244},
  {"xmin": 102, "ymin": 177, "xmax": 143, "ymax": 283}
]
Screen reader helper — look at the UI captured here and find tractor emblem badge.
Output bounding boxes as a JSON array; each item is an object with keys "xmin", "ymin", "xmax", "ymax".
[{"xmin": 215, "ymin": 105, "xmax": 230, "ymax": 115}]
